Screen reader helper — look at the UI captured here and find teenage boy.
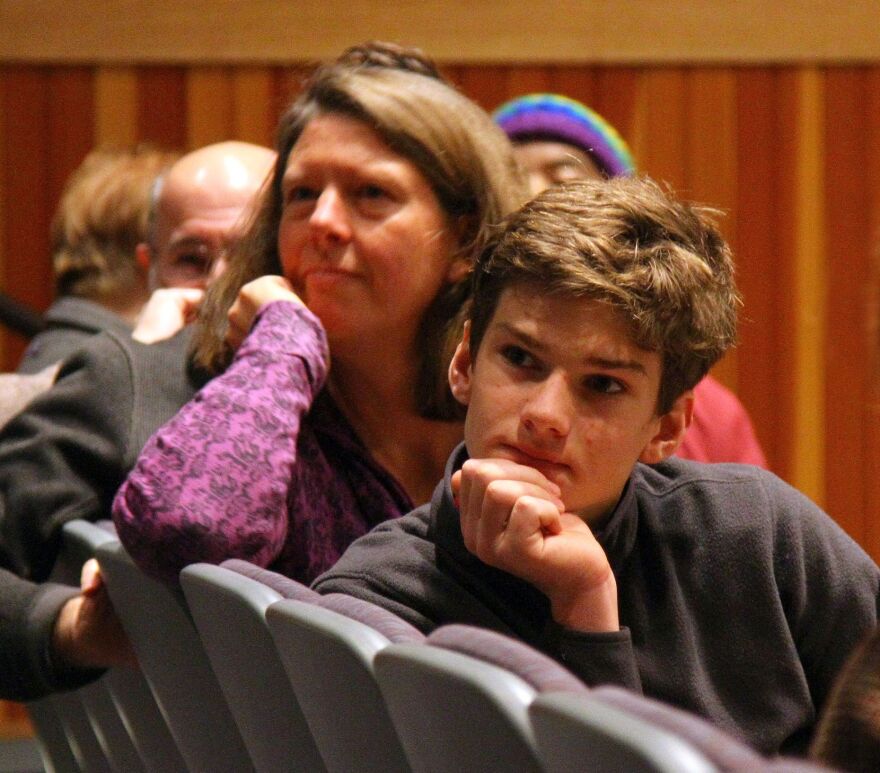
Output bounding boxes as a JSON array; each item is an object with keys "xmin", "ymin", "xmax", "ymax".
[{"xmin": 314, "ymin": 177, "xmax": 879, "ymax": 756}]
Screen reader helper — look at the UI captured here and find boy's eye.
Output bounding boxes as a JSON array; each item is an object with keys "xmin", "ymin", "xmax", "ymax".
[
  {"xmin": 584, "ymin": 375, "xmax": 625, "ymax": 395},
  {"xmin": 358, "ymin": 184, "xmax": 389, "ymax": 200},
  {"xmin": 501, "ymin": 345, "xmax": 537, "ymax": 369}
]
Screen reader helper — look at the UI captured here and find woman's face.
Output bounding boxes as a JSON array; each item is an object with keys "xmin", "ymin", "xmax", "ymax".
[{"xmin": 277, "ymin": 113, "xmax": 464, "ymax": 350}]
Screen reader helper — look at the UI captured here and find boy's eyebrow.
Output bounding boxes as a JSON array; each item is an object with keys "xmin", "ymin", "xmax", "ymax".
[{"xmin": 499, "ymin": 322, "xmax": 649, "ymax": 377}]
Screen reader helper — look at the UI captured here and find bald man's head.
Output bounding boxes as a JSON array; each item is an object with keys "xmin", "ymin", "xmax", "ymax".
[{"xmin": 138, "ymin": 141, "xmax": 275, "ymax": 290}]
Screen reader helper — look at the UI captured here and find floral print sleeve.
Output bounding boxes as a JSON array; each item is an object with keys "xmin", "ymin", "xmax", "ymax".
[{"xmin": 112, "ymin": 301, "xmax": 329, "ymax": 584}]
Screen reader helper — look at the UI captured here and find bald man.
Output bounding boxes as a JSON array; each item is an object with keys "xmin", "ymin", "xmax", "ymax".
[
  {"xmin": 0, "ymin": 140, "xmax": 273, "ymax": 695},
  {"xmin": 132, "ymin": 141, "xmax": 275, "ymax": 343},
  {"xmin": 0, "ymin": 142, "xmax": 275, "ymax": 695},
  {"xmin": 140, "ymin": 140, "xmax": 273, "ymax": 291}
]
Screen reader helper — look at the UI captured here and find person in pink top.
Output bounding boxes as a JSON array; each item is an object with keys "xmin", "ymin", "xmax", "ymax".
[{"xmin": 493, "ymin": 93, "xmax": 767, "ymax": 468}]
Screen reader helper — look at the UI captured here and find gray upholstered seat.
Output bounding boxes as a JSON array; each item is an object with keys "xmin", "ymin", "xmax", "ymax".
[
  {"xmin": 180, "ymin": 561, "xmax": 326, "ymax": 772},
  {"xmin": 30, "ymin": 519, "xmax": 186, "ymax": 773},
  {"xmin": 266, "ymin": 593, "xmax": 416, "ymax": 773},
  {"xmin": 95, "ymin": 541, "xmax": 254, "ymax": 772}
]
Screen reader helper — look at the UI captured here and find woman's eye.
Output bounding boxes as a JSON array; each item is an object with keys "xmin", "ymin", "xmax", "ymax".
[
  {"xmin": 501, "ymin": 345, "xmax": 536, "ymax": 369},
  {"xmin": 585, "ymin": 375, "xmax": 624, "ymax": 395},
  {"xmin": 285, "ymin": 186, "xmax": 316, "ymax": 204}
]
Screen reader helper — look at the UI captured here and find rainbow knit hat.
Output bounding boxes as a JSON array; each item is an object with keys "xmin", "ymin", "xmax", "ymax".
[{"xmin": 493, "ymin": 93, "xmax": 635, "ymax": 178}]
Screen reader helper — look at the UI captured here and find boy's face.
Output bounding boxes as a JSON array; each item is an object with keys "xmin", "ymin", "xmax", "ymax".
[{"xmin": 449, "ymin": 283, "xmax": 691, "ymax": 525}]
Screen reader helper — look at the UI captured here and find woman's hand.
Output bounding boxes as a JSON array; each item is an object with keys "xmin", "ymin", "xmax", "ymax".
[
  {"xmin": 452, "ymin": 458, "xmax": 619, "ymax": 633},
  {"xmin": 226, "ymin": 275, "xmax": 305, "ymax": 351}
]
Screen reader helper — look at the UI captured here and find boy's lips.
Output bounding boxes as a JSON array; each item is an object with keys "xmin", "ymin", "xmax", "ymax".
[{"xmin": 501, "ymin": 444, "xmax": 569, "ymax": 474}]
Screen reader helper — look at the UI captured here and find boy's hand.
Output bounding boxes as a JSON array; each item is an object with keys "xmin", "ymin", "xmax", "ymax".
[
  {"xmin": 452, "ymin": 458, "xmax": 619, "ymax": 632},
  {"xmin": 132, "ymin": 287, "xmax": 205, "ymax": 343},
  {"xmin": 226, "ymin": 275, "xmax": 304, "ymax": 351}
]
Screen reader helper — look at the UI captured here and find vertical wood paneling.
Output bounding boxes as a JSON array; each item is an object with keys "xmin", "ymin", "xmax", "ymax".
[
  {"xmin": 549, "ymin": 65, "xmax": 599, "ymax": 110},
  {"xmin": 47, "ymin": 67, "xmax": 94, "ymax": 216},
  {"xmin": 137, "ymin": 66, "xmax": 187, "ymax": 149},
  {"xmin": 1, "ymin": 67, "xmax": 51, "ymax": 302},
  {"xmin": 631, "ymin": 68, "xmax": 688, "ymax": 191},
  {"xmin": 865, "ymin": 71, "xmax": 880, "ymax": 559},
  {"xmin": 270, "ymin": 65, "xmax": 311, "ymax": 128},
  {"xmin": 1, "ymin": 67, "xmax": 51, "ymax": 370},
  {"xmin": 94, "ymin": 67, "xmax": 138, "ymax": 147},
  {"xmin": 503, "ymin": 65, "xmax": 553, "ymax": 99},
  {"xmin": 735, "ymin": 69, "xmax": 799, "ymax": 479},
  {"xmin": 823, "ymin": 68, "xmax": 869, "ymax": 540},
  {"xmin": 454, "ymin": 65, "xmax": 510, "ymax": 112},
  {"xmin": 0, "ymin": 70, "xmax": 6, "ymax": 366},
  {"xmin": 685, "ymin": 69, "xmax": 739, "ymax": 390},
  {"xmin": 187, "ymin": 66, "xmax": 235, "ymax": 149},
  {"xmin": 232, "ymin": 68, "xmax": 275, "ymax": 147},
  {"xmin": 791, "ymin": 67, "xmax": 826, "ymax": 506},
  {"xmin": 591, "ymin": 68, "xmax": 639, "ymax": 155}
]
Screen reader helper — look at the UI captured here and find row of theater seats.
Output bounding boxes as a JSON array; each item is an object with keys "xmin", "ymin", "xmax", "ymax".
[{"xmin": 29, "ymin": 520, "xmax": 833, "ymax": 773}]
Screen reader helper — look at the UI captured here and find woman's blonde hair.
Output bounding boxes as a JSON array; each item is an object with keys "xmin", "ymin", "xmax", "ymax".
[{"xmin": 193, "ymin": 42, "xmax": 527, "ymax": 419}]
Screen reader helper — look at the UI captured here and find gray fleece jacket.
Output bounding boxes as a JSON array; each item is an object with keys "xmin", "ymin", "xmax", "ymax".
[{"xmin": 314, "ymin": 444, "xmax": 880, "ymax": 756}]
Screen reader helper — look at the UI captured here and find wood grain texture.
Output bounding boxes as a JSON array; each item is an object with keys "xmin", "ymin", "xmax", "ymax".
[
  {"xmin": 824, "ymin": 68, "xmax": 874, "ymax": 544},
  {"xmin": 1, "ymin": 1, "xmax": 879, "ymax": 63},
  {"xmin": 791, "ymin": 67, "xmax": 826, "ymax": 506},
  {"xmin": 94, "ymin": 67, "xmax": 138, "ymax": 146}
]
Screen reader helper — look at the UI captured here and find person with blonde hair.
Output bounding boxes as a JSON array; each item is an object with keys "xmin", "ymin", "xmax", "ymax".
[
  {"xmin": 113, "ymin": 41, "xmax": 528, "ymax": 584},
  {"xmin": 18, "ymin": 145, "xmax": 178, "ymax": 373}
]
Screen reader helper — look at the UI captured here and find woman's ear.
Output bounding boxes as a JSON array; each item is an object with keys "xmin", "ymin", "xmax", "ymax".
[
  {"xmin": 446, "ymin": 257, "xmax": 471, "ymax": 284},
  {"xmin": 448, "ymin": 322, "xmax": 474, "ymax": 407},
  {"xmin": 638, "ymin": 390, "xmax": 694, "ymax": 465},
  {"xmin": 445, "ymin": 216, "xmax": 474, "ymax": 284}
]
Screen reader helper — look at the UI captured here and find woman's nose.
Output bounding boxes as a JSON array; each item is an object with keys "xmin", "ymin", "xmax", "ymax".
[
  {"xmin": 309, "ymin": 188, "xmax": 352, "ymax": 248},
  {"xmin": 521, "ymin": 373, "xmax": 572, "ymax": 438}
]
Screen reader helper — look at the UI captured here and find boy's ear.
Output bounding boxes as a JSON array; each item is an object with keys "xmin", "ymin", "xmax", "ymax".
[
  {"xmin": 638, "ymin": 390, "xmax": 694, "ymax": 465},
  {"xmin": 448, "ymin": 322, "xmax": 474, "ymax": 407}
]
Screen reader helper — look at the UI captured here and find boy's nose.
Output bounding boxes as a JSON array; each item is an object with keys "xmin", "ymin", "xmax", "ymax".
[{"xmin": 521, "ymin": 372, "xmax": 572, "ymax": 438}]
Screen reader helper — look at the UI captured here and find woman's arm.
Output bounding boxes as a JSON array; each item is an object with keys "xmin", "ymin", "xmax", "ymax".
[{"xmin": 113, "ymin": 300, "xmax": 329, "ymax": 584}]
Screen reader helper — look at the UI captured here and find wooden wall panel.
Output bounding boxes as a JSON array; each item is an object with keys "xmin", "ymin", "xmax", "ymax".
[
  {"xmin": 231, "ymin": 68, "xmax": 275, "ymax": 147},
  {"xmin": 734, "ymin": 69, "xmax": 799, "ymax": 481},
  {"xmin": 0, "ymin": 62, "xmax": 876, "ymax": 570},
  {"xmin": 791, "ymin": 68, "xmax": 827, "ymax": 506},
  {"xmin": 3, "ymin": 1, "xmax": 880, "ymax": 64},
  {"xmin": 186, "ymin": 67, "xmax": 236, "ymax": 150},
  {"xmin": 824, "ymin": 68, "xmax": 875, "ymax": 545},
  {"xmin": 684, "ymin": 69, "xmax": 739, "ymax": 389},
  {"xmin": 136, "ymin": 66, "xmax": 187, "ymax": 149},
  {"xmin": 94, "ymin": 67, "xmax": 138, "ymax": 146},
  {"xmin": 1, "ymin": 68, "xmax": 53, "ymax": 366},
  {"xmin": 866, "ymin": 72, "xmax": 880, "ymax": 559}
]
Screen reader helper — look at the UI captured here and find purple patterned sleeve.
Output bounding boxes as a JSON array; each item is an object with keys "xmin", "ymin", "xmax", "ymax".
[{"xmin": 112, "ymin": 301, "xmax": 329, "ymax": 584}]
